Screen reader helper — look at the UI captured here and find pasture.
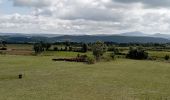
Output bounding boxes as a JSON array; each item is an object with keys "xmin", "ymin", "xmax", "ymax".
[{"xmin": 0, "ymin": 55, "xmax": 170, "ymax": 100}]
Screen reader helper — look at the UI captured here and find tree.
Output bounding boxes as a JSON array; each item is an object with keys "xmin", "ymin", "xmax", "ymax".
[
  {"xmin": 110, "ymin": 52, "xmax": 115, "ymax": 59},
  {"xmin": 64, "ymin": 46, "xmax": 68, "ymax": 51},
  {"xmin": 39, "ymin": 42, "xmax": 51, "ymax": 51},
  {"xmin": 0, "ymin": 41, "xmax": 7, "ymax": 50},
  {"xmin": 69, "ymin": 46, "xmax": 73, "ymax": 51},
  {"xmin": 165, "ymin": 55, "xmax": 170, "ymax": 60},
  {"xmin": 126, "ymin": 48, "xmax": 148, "ymax": 60},
  {"xmin": 1, "ymin": 41, "xmax": 6, "ymax": 47},
  {"xmin": 45, "ymin": 43, "xmax": 51, "ymax": 51},
  {"xmin": 53, "ymin": 47, "xmax": 59, "ymax": 51},
  {"xmin": 33, "ymin": 43, "xmax": 44, "ymax": 54},
  {"xmin": 92, "ymin": 41, "xmax": 107, "ymax": 61},
  {"xmin": 65, "ymin": 41, "xmax": 70, "ymax": 46},
  {"xmin": 82, "ymin": 43, "xmax": 88, "ymax": 53}
]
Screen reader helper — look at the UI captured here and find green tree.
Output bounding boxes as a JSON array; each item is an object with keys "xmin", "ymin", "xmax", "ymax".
[
  {"xmin": 165, "ymin": 55, "xmax": 170, "ymax": 60},
  {"xmin": 33, "ymin": 43, "xmax": 44, "ymax": 54},
  {"xmin": 0, "ymin": 41, "xmax": 7, "ymax": 50},
  {"xmin": 110, "ymin": 52, "xmax": 115, "ymax": 59},
  {"xmin": 92, "ymin": 41, "xmax": 107, "ymax": 61},
  {"xmin": 82, "ymin": 43, "xmax": 88, "ymax": 53},
  {"xmin": 126, "ymin": 48, "xmax": 148, "ymax": 60},
  {"xmin": 69, "ymin": 46, "xmax": 73, "ymax": 51},
  {"xmin": 45, "ymin": 43, "xmax": 51, "ymax": 51}
]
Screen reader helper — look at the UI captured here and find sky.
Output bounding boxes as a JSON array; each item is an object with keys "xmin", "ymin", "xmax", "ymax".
[{"xmin": 0, "ymin": 0, "xmax": 170, "ymax": 35}]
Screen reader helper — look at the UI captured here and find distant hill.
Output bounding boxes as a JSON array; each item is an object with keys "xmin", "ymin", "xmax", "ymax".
[
  {"xmin": 0, "ymin": 34, "xmax": 169, "ymax": 43},
  {"xmin": 120, "ymin": 31, "xmax": 148, "ymax": 37},
  {"xmin": 51, "ymin": 35, "xmax": 170, "ymax": 43},
  {"xmin": 150, "ymin": 33, "xmax": 170, "ymax": 39},
  {"xmin": 119, "ymin": 31, "xmax": 170, "ymax": 40}
]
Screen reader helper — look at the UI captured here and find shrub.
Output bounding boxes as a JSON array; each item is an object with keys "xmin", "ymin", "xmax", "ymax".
[
  {"xmin": 108, "ymin": 46, "xmax": 119, "ymax": 54},
  {"xmin": 86, "ymin": 56, "xmax": 96, "ymax": 64},
  {"xmin": 126, "ymin": 49, "xmax": 148, "ymax": 60},
  {"xmin": 110, "ymin": 52, "xmax": 115, "ymax": 59},
  {"xmin": 77, "ymin": 54, "xmax": 80, "ymax": 58},
  {"xmin": 53, "ymin": 47, "xmax": 59, "ymax": 51},
  {"xmin": 165, "ymin": 55, "xmax": 170, "ymax": 60}
]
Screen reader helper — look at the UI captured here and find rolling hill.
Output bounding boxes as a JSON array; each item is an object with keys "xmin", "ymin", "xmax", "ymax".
[{"xmin": 0, "ymin": 34, "xmax": 170, "ymax": 43}]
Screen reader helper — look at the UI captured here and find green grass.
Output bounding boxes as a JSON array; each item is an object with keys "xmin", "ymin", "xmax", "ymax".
[
  {"xmin": 0, "ymin": 55, "xmax": 170, "ymax": 100},
  {"xmin": 148, "ymin": 51, "xmax": 170, "ymax": 58}
]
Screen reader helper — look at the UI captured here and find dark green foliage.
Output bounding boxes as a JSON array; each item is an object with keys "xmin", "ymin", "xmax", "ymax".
[
  {"xmin": 0, "ymin": 41, "xmax": 7, "ymax": 50},
  {"xmin": 108, "ymin": 46, "xmax": 119, "ymax": 54},
  {"xmin": 69, "ymin": 46, "xmax": 72, "ymax": 51},
  {"xmin": 1, "ymin": 41, "xmax": 7, "ymax": 47},
  {"xmin": 165, "ymin": 55, "xmax": 170, "ymax": 60},
  {"xmin": 33, "ymin": 42, "xmax": 52, "ymax": 54},
  {"xmin": 53, "ymin": 47, "xmax": 59, "ymax": 51},
  {"xmin": 92, "ymin": 41, "xmax": 107, "ymax": 61},
  {"xmin": 82, "ymin": 43, "xmax": 88, "ymax": 53},
  {"xmin": 110, "ymin": 52, "xmax": 115, "ymax": 59},
  {"xmin": 45, "ymin": 43, "xmax": 51, "ymax": 50},
  {"xmin": 64, "ymin": 41, "xmax": 70, "ymax": 46},
  {"xmin": 126, "ymin": 48, "xmax": 148, "ymax": 60},
  {"xmin": 64, "ymin": 46, "xmax": 68, "ymax": 51},
  {"xmin": 33, "ymin": 43, "xmax": 44, "ymax": 54},
  {"xmin": 77, "ymin": 54, "xmax": 80, "ymax": 58},
  {"xmin": 40, "ymin": 42, "xmax": 51, "ymax": 51}
]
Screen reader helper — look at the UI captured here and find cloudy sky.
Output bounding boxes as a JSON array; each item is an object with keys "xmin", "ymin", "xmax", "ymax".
[{"xmin": 0, "ymin": 0, "xmax": 170, "ymax": 34}]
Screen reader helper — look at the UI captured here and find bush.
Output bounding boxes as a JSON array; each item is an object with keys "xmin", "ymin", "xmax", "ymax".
[
  {"xmin": 53, "ymin": 47, "xmax": 59, "ymax": 51},
  {"xmin": 165, "ymin": 55, "xmax": 170, "ymax": 60},
  {"xmin": 110, "ymin": 52, "xmax": 115, "ymax": 59},
  {"xmin": 77, "ymin": 54, "xmax": 80, "ymax": 58},
  {"xmin": 86, "ymin": 56, "xmax": 96, "ymax": 64},
  {"xmin": 0, "ymin": 47, "xmax": 7, "ymax": 50},
  {"xmin": 126, "ymin": 49, "xmax": 148, "ymax": 60}
]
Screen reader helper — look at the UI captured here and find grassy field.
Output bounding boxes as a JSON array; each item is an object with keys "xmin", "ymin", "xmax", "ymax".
[
  {"xmin": 0, "ymin": 55, "xmax": 170, "ymax": 100},
  {"xmin": 0, "ymin": 44, "xmax": 33, "ymax": 55},
  {"xmin": 148, "ymin": 51, "xmax": 170, "ymax": 58}
]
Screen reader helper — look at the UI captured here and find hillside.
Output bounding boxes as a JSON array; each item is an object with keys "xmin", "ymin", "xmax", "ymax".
[{"xmin": 0, "ymin": 35, "xmax": 170, "ymax": 43}]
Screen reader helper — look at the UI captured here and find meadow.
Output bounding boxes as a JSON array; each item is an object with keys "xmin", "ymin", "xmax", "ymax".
[
  {"xmin": 1, "ymin": 44, "xmax": 170, "ymax": 100},
  {"xmin": 0, "ymin": 54, "xmax": 170, "ymax": 100}
]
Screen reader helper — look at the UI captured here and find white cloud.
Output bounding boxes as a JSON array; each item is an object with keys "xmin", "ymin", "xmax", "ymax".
[
  {"xmin": 13, "ymin": 0, "xmax": 51, "ymax": 8},
  {"xmin": 1, "ymin": 0, "xmax": 170, "ymax": 34},
  {"xmin": 113, "ymin": 0, "xmax": 170, "ymax": 8}
]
